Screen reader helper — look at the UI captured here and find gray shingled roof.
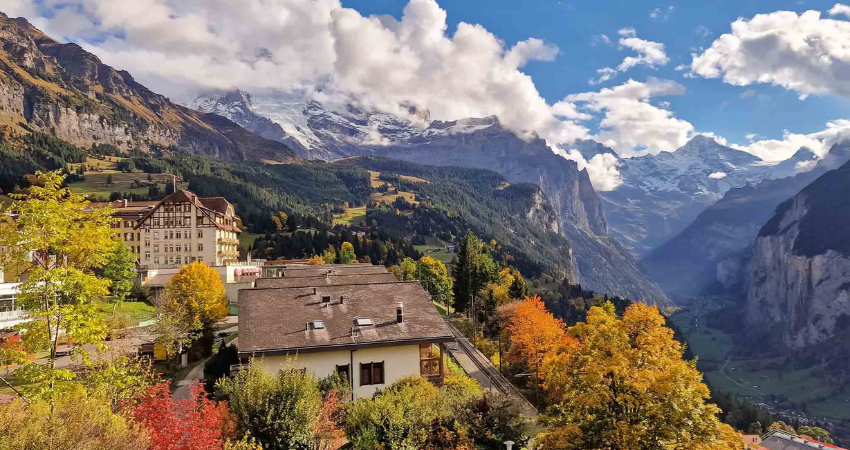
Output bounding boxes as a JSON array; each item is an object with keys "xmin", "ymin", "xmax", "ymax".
[
  {"xmin": 761, "ymin": 432, "xmax": 847, "ymax": 450},
  {"xmin": 276, "ymin": 265, "xmax": 390, "ymax": 278},
  {"xmin": 254, "ymin": 273, "xmax": 399, "ymax": 288},
  {"xmin": 238, "ymin": 281, "xmax": 454, "ymax": 355}
]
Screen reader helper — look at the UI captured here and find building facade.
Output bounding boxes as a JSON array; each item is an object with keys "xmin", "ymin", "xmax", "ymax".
[
  {"xmin": 99, "ymin": 191, "xmax": 241, "ymax": 268},
  {"xmin": 238, "ymin": 278, "xmax": 454, "ymax": 398},
  {"xmin": 107, "ymin": 199, "xmax": 158, "ymax": 259},
  {"xmin": 132, "ymin": 190, "xmax": 241, "ymax": 268}
]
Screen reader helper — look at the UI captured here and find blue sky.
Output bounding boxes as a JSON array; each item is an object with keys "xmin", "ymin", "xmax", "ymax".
[{"xmin": 345, "ymin": 0, "xmax": 850, "ymax": 146}]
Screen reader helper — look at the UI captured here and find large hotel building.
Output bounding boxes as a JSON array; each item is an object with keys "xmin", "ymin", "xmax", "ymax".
[{"xmin": 105, "ymin": 190, "xmax": 241, "ymax": 268}]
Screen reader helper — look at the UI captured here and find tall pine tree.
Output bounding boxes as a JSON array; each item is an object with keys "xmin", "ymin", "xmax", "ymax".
[{"xmin": 452, "ymin": 231, "xmax": 497, "ymax": 314}]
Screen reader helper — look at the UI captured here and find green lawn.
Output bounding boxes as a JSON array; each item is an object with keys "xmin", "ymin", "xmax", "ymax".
[
  {"xmin": 414, "ymin": 237, "xmax": 455, "ymax": 264},
  {"xmin": 333, "ymin": 206, "xmax": 367, "ymax": 225},
  {"xmin": 68, "ymin": 170, "xmax": 188, "ymax": 200},
  {"xmin": 238, "ymin": 232, "xmax": 262, "ymax": 253},
  {"xmin": 97, "ymin": 300, "xmax": 157, "ymax": 327}
]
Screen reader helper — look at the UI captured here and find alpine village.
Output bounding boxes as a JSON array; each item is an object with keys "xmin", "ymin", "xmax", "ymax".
[{"xmin": 0, "ymin": 2, "xmax": 849, "ymax": 450}]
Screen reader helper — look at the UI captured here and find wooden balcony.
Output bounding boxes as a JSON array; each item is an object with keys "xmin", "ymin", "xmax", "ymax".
[{"xmin": 420, "ymin": 343, "xmax": 445, "ymax": 386}]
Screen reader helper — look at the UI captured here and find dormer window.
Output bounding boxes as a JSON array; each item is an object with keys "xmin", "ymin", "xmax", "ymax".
[
  {"xmin": 321, "ymin": 295, "xmax": 332, "ymax": 303},
  {"xmin": 309, "ymin": 320, "xmax": 325, "ymax": 330},
  {"xmin": 355, "ymin": 317, "xmax": 373, "ymax": 327}
]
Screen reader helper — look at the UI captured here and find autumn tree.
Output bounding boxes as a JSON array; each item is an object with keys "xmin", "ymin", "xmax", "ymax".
[
  {"xmin": 538, "ymin": 302, "xmax": 742, "ymax": 450},
  {"xmin": 393, "ymin": 257, "xmax": 417, "ymax": 281},
  {"xmin": 165, "ymin": 261, "xmax": 228, "ymax": 330},
  {"xmin": 0, "ymin": 387, "xmax": 149, "ymax": 450},
  {"xmin": 0, "ymin": 171, "xmax": 116, "ymax": 401},
  {"xmin": 798, "ymin": 426, "xmax": 833, "ymax": 444},
  {"xmin": 322, "ymin": 245, "xmax": 336, "ymax": 264},
  {"xmin": 307, "ymin": 255, "xmax": 325, "ymax": 265},
  {"xmin": 416, "ymin": 256, "xmax": 454, "ymax": 309},
  {"xmin": 130, "ymin": 382, "xmax": 234, "ymax": 450},
  {"xmin": 506, "ymin": 295, "xmax": 565, "ymax": 407},
  {"xmin": 337, "ymin": 241, "xmax": 356, "ymax": 264}
]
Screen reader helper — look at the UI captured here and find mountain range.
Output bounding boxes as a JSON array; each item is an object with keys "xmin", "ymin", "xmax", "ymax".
[
  {"xmin": 0, "ymin": 14, "xmax": 670, "ymax": 305},
  {"xmin": 189, "ymin": 90, "xmax": 671, "ymax": 305},
  {"xmin": 642, "ymin": 141, "xmax": 850, "ymax": 297}
]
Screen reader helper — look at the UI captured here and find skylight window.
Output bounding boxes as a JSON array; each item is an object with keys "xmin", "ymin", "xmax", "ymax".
[
  {"xmin": 355, "ymin": 317, "xmax": 373, "ymax": 327},
  {"xmin": 310, "ymin": 320, "xmax": 325, "ymax": 330}
]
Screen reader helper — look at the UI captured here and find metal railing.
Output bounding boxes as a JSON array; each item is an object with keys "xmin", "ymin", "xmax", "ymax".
[{"xmin": 444, "ymin": 320, "xmax": 538, "ymax": 414}]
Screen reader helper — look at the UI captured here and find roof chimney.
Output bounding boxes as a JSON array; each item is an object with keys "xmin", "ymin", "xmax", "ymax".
[
  {"xmin": 339, "ymin": 295, "xmax": 345, "ymax": 304},
  {"xmin": 121, "ymin": 199, "xmax": 128, "ymax": 208},
  {"xmin": 396, "ymin": 301, "xmax": 404, "ymax": 324},
  {"xmin": 312, "ymin": 287, "xmax": 317, "ymax": 295}
]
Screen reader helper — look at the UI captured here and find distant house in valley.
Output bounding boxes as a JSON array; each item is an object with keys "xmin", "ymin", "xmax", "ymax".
[{"xmin": 238, "ymin": 280, "xmax": 454, "ymax": 398}]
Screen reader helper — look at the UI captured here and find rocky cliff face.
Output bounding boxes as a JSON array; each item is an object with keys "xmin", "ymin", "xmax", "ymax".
[
  {"xmin": 0, "ymin": 14, "xmax": 296, "ymax": 162},
  {"xmin": 641, "ymin": 142, "xmax": 850, "ymax": 297},
  {"xmin": 744, "ymin": 160, "xmax": 850, "ymax": 350}
]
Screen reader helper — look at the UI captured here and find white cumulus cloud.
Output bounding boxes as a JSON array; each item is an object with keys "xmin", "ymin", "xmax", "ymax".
[
  {"xmin": 829, "ymin": 3, "xmax": 850, "ymax": 17},
  {"xmin": 708, "ymin": 172, "xmax": 727, "ymax": 179},
  {"xmin": 566, "ymin": 78, "xmax": 693, "ymax": 157},
  {"xmin": 13, "ymin": 0, "xmax": 589, "ymax": 154},
  {"xmin": 588, "ymin": 29, "xmax": 668, "ymax": 86},
  {"xmin": 691, "ymin": 8, "xmax": 850, "ymax": 99},
  {"xmin": 732, "ymin": 120, "xmax": 850, "ymax": 161},
  {"xmin": 589, "ymin": 67, "xmax": 617, "ymax": 86}
]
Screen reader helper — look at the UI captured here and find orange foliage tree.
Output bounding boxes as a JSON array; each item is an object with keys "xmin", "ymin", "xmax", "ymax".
[{"xmin": 506, "ymin": 296, "xmax": 566, "ymax": 378}]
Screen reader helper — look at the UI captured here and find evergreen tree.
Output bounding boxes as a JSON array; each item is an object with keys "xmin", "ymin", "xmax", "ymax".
[
  {"xmin": 508, "ymin": 275, "xmax": 530, "ymax": 300},
  {"xmin": 453, "ymin": 231, "xmax": 497, "ymax": 314}
]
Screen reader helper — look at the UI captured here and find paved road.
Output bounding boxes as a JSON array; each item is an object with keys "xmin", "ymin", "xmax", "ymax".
[
  {"xmin": 173, "ymin": 323, "xmax": 239, "ymax": 400},
  {"xmin": 444, "ymin": 322, "xmax": 538, "ymax": 418},
  {"xmin": 173, "ymin": 356, "xmax": 210, "ymax": 400}
]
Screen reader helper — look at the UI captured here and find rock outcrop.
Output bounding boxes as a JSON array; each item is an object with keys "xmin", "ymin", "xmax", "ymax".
[
  {"xmin": 743, "ymin": 160, "xmax": 850, "ymax": 349},
  {"xmin": 0, "ymin": 13, "xmax": 297, "ymax": 163}
]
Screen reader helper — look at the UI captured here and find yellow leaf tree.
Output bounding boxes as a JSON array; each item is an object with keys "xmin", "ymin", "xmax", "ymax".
[
  {"xmin": 164, "ymin": 261, "xmax": 228, "ymax": 330},
  {"xmin": 0, "ymin": 171, "xmax": 116, "ymax": 401},
  {"xmin": 538, "ymin": 302, "xmax": 742, "ymax": 450}
]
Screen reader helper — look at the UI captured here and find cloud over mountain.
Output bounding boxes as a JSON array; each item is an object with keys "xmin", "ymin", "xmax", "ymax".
[
  {"xmin": 566, "ymin": 78, "xmax": 692, "ymax": 157},
  {"xmin": 13, "ymin": 0, "xmax": 590, "ymax": 153}
]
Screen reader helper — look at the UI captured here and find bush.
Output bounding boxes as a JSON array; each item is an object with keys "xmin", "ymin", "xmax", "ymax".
[
  {"xmin": 216, "ymin": 363, "xmax": 325, "ymax": 450},
  {"xmin": 345, "ymin": 373, "xmax": 524, "ymax": 450},
  {"xmin": 455, "ymin": 392, "xmax": 530, "ymax": 449},
  {"xmin": 345, "ymin": 376, "xmax": 444, "ymax": 450}
]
